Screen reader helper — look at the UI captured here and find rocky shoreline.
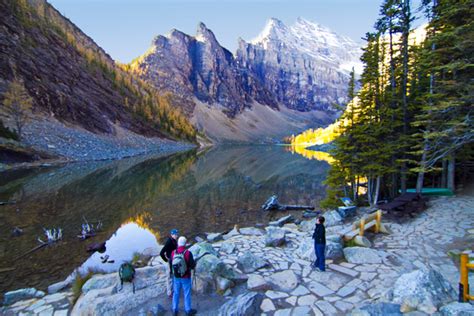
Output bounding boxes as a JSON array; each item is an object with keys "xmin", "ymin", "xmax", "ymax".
[
  {"xmin": 0, "ymin": 117, "xmax": 196, "ymax": 171},
  {"xmin": 2, "ymin": 196, "xmax": 474, "ymax": 315}
]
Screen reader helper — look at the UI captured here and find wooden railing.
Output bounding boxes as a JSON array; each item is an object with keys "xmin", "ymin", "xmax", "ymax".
[
  {"xmin": 459, "ymin": 253, "xmax": 474, "ymax": 302},
  {"xmin": 343, "ymin": 210, "xmax": 383, "ymax": 241}
]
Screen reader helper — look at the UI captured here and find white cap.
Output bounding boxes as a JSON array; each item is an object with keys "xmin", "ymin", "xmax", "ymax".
[{"xmin": 178, "ymin": 236, "xmax": 186, "ymax": 247}]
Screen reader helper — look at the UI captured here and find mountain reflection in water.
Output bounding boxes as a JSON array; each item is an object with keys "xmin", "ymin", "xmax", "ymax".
[{"xmin": 0, "ymin": 145, "xmax": 329, "ymax": 295}]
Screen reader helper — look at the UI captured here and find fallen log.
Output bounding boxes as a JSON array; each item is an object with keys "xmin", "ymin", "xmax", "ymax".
[{"xmin": 261, "ymin": 195, "xmax": 314, "ymax": 211}]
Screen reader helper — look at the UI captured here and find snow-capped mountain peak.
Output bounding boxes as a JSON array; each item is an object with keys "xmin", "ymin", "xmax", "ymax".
[
  {"xmin": 250, "ymin": 17, "xmax": 287, "ymax": 45},
  {"xmin": 248, "ymin": 17, "xmax": 362, "ymax": 75}
]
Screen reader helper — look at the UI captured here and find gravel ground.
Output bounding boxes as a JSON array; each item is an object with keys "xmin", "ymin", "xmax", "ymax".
[{"xmin": 20, "ymin": 117, "xmax": 195, "ymax": 161}]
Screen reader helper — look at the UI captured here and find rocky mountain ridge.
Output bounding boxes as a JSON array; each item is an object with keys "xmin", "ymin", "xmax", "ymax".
[
  {"xmin": 133, "ymin": 17, "xmax": 362, "ymax": 118},
  {"xmin": 236, "ymin": 17, "xmax": 362, "ymax": 112},
  {"xmin": 0, "ymin": 0, "xmax": 196, "ymax": 153},
  {"xmin": 131, "ymin": 23, "xmax": 278, "ymax": 118}
]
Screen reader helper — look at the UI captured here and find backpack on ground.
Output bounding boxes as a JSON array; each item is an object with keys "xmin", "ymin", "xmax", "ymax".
[
  {"xmin": 172, "ymin": 250, "xmax": 188, "ymax": 278},
  {"xmin": 119, "ymin": 262, "xmax": 136, "ymax": 293}
]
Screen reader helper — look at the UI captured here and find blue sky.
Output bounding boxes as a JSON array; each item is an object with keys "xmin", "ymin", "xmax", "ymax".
[{"xmin": 49, "ymin": 0, "xmax": 419, "ymax": 63}]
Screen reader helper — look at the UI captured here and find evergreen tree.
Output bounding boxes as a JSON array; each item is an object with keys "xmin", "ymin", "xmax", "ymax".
[{"xmin": 414, "ymin": 0, "xmax": 474, "ymax": 190}]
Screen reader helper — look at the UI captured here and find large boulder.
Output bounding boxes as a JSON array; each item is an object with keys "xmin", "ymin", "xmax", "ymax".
[
  {"xmin": 390, "ymin": 268, "xmax": 457, "ymax": 314},
  {"xmin": 439, "ymin": 302, "xmax": 474, "ymax": 316},
  {"xmin": 324, "ymin": 210, "xmax": 343, "ymax": 227},
  {"xmin": 193, "ymin": 274, "xmax": 215, "ymax": 294},
  {"xmin": 195, "ymin": 254, "xmax": 227, "ymax": 278},
  {"xmin": 269, "ymin": 215, "xmax": 295, "ymax": 227},
  {"xmin": 82, "ymin": 273, "xmax": 117, "ymax": 293},
  {"xmin": 3, "ymin": 288, "xmax": 45, "ymax": 305},
  {"xmin": 268, "ymin": 270, "xmax": 298, "ymax": 292},
  {"xmin": 326, "ymin": 241, "xmax": 344, "ymax": 260},
  {"xmin": 72, "ymin": 266, "xmax": 167, "ymax": 315},
  {"xmin": 343, "ymin": 247, "xmax": 382, "ymax": 264},
  {"xmin": 337, "ymin": 206, "xmax": 357, "ymax": 218},
  {"xmin": 265, "ymin": 227, "xmax": 286, "ymax": 247},
  {"xmin": 189, "ymin": 242, "xmax": 219, "ymax": 259},
  {"xmin": 218, "ymin": 292, "xmax": 264, "ymax": 316},
  {"xmin": 237, "ymin": 252, "xmax": 268, "ymax": 273}
]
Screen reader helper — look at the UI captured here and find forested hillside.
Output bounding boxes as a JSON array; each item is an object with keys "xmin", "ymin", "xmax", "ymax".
[
  {"xmin": 321, "ymin": 0, "xmax": 473, "ymax": 207},
  {"xmin": 0, "ymin": 0, "xmax": 196, "ymax": 142}
]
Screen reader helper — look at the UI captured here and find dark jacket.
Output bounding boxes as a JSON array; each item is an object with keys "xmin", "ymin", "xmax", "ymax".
[
  {"xmin": 312, "ymin": 223, "xmax": 326, "ymax": 245},
  {"xmin": 160, "ymin": 236, "xmax": 177, "ymax": 263},
  {"xmin": 171, "ymin": 246, "xmax": 196, "ymax": 279}
]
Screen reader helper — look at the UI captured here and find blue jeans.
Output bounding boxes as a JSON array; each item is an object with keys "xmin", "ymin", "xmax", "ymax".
[
  {"xmin": 172, "ymin": 277, "xmax": 192, "ymax": 313},
  {"xmin": 314, "ymin": 243, "xmax": 326, "ymax": 271}
]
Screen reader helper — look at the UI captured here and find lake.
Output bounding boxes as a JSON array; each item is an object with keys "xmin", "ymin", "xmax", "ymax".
[{"xmin": 0, "ymin": 145, "xmax": 330, "ymax": 295}]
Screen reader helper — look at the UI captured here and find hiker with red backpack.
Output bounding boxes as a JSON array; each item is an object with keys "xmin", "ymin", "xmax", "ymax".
[
  {"xmin": 160, "ymin": 229, "xmax": 179, "ymax": 296},
  {"xmin": 171, "ymin": 236, "xmax": 196, "ymax": 316}
]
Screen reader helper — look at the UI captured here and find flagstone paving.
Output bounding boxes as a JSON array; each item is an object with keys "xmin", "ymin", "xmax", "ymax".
[{"xmin": 2, "ymin": 196, "xmax": 472, "ymax": 315}]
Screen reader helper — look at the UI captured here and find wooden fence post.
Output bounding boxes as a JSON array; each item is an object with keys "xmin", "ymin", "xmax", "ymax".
[
  {"xmin": 375, "ymin": 210, "xmax": 382, "ymax": 233},
  {"xmin": 459, "ymin": 253, "xmax": 469, "ymax": 302},
  {"xmin": 359, "ymin": 217, "xmax": 365, "ymax": 237}
]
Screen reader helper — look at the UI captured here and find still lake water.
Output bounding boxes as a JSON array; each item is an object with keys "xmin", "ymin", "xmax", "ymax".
[{"xmin": 0, "ymin": 145, "xmax": 330, "ymax": 295}]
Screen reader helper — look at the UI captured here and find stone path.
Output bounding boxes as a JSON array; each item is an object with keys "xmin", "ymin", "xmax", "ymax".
[
  {"xmin": 2, "ymin": 195, "xmax": 473, "ymax": 315},
  {"xmin": 209, "ymin": 196, "xmax": 474, "ymax": 315}
]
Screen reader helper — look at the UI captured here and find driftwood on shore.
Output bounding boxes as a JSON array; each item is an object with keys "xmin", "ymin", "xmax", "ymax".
[{"xmin": 261, "ymin": 195, "xmax": 314, "ymax": 211}]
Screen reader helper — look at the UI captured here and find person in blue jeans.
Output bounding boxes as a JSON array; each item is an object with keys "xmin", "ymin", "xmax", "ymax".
[
  {"xmin": 170, "ymin": 236, "xmax": 196, "ymax": 316},
  {"xmin": 312, "ymin": 216, "xmax": 326, "ymax": 271}
]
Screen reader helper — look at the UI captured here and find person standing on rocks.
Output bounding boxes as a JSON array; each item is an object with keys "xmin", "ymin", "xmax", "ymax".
[
  {"xmin": 160, "ymin": 229, "xmax": 179, "ymax": 296},
  {"xmin": 312, "ymin": 216, "xmax": 326, "ymax": 271},
  {"xmin": 171, "ymin": 236, "xmax": 196, "ymax": 316}
]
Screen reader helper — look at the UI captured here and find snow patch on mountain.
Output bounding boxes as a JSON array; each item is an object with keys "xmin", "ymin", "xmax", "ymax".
[{"xmin": 250, "ymin": 17, "xmax": 362, "ymax": 75}]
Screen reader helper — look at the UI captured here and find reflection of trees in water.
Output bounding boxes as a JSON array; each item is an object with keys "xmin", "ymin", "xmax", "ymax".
[
  {"xmin": 286, "ymin": 145, "xmax": 335, "ymax": 164},
  {"xmin": 0, "ymin": 150, "xmax": 197, "ymax": 295},
  {"xmin": 0, "ymin": 146, "xmax": 330, "ymax": 295}
]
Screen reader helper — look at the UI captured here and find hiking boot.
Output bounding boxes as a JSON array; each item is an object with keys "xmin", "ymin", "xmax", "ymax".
[{"xmin": 186, "ymin": 309, "xmax": 197, "ymax": 316}]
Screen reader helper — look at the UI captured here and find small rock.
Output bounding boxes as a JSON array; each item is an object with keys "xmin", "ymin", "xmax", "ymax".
[
  {"xmin": 207, "ymin": 233, "xmax": 223, "ymax": 242},
  {"xmin": 239, "ymin": 227, "xmax": 265, "ymax": 236},
  {"xmin": 218, "ymin": 292, "xmax": 263, "ymax": 316},
  {"xmin": 3, "ymin": 288, "xmax": 45, "ymax": 305},
  {"xmin": 269, "ymin": 215, "xmax": 295, "ymax": 227},
  {"xmin": 268, "ymin": 270, "xmax": 298, "ymax": 292},
  {"xmin": 265, "ymin": 227, "xmax": 286, "ymax": 247},
  {"xmin": 220, "ymin": 242, "xmax": 236, "ymax": 254},
  {"xmin": 189, "ymin": 242, "xmax": 219, "ymax": 259},
  {"xmin": 353, "ymin": 235, "xmax": 372, "ymax": 248},
  {"xmin": 439, "ymin": 302, "xmax": 474, "ymax": 316},
  {"xmin": 216, "ymin": 276, "xmax": 234, "ymax": 294},
  {"xmin": 223, "ymin": 225, "xmax": 240, "ymax": 240},
  {"xmin": 352, "ymin": 303, "xmax": 402, "ymax": 316},
  {"xmin": 260, "ymin": 298, "xmax": 276, "ymax": 312},
  {"xmin": 237, "ymin": 252, "xmax": 268, "ymax": 273},
  {"xmin": 48, "ymin": 280, "xmax": 70, "ymax": 294},
  {"xmin": 247, "ymin": 274, "xmax": 271, "ymax": 291},
  {"xmin": 343, "ymin": 247, "xmax": 382, "ymax": 264}
]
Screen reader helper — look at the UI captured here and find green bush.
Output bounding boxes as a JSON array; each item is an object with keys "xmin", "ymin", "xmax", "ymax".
[
  {"xmin": 0, "ymin": 120, "xmax": 18, "ymax": 140},
  {"xmin": 72, "ymin": 271, "xmax": 93, "ymax": 303}
]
